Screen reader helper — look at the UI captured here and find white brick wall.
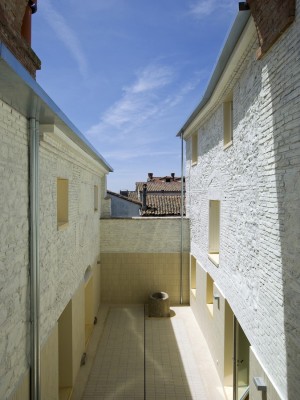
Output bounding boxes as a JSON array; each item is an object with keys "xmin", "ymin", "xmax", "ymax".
[
  {"xmin": 0, "ymin": 101, "xmax": 29, "ymax": 399},
  {"xmin": 39, "ymin": 126, "xmax": 107, "ymax": 344},
  {"xmin": 0, "ymin": 115, "xmax": 109, "ymax": 399},
  {"xmin": 186, "ymin": 4, "xmax": 300, "ymax": 399}
]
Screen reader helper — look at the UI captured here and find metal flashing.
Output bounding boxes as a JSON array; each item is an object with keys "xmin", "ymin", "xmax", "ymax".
[
  {"xmin": 176, "ymin": 10, "xmax": 251, "ymax": 137},
  {"xmin": 0, "ymin": 42, "xmax": 113, "ymax": 172}
]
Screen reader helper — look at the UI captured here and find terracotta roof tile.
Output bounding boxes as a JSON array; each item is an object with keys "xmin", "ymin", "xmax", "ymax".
[
  {"xmin": 142, "ymin": 195, "xmax": 185, "ymax": 216},
  {"xmin": 136, "ymin": 181, "xmax": 184, "ymax": 193},
  {"xmin": 107, "ymin": 190, "xmax": 141, "ymax": 205}
]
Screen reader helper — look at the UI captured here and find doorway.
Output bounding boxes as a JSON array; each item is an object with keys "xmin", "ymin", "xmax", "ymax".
[
  {"xmin": 58, "ymin": 300, "xmax": 73, "ymax": 400},
  {"xmin": 224, "ymin": 304, "xmax": 250, "ymax": 400},
  {"xmin": 233, "ymin": 317, "xmax": 250, "ymax": 400},
  {"xmin": 85, "ymin": 276, "xmax": 94, "ymax": 347}
]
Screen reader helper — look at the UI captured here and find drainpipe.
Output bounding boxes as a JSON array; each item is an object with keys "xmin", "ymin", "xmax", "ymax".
[
  {"xmin": 180, "ymin": 130, "xmax": 184, "ymax": 304},
  {"xmin": 29, "ymin": 117, "xmax": 40, "ymax": 400}
]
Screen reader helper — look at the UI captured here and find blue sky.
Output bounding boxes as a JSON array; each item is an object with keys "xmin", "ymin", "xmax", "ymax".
[{"xmin": 32, "ymin": 0, "xmax": 238, "ymax": 192}]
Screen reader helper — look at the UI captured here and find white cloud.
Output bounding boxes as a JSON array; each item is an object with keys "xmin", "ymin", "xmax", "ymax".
[
  {"xmin": 85, "ymin": 63, "xmax": 204, "ymax": 147},
  {"xmin": 86, "ymin": 63, "xmax": 176, "ymax": 140},
  {"xmin": 104, "ymin": 148, "xmax": 178, "ymax": 161},
  {"xmin": 161, "ymin": 71, "xmax": 205, "ymax": 109},
  {"xmin": 40, "ymin": 1, "xmax": 88, "ymax": 78},
  {"xmin": 188, "ymin": 0, "xmax": 236, "ymax": 20},
  {"xmin": 189, "ymin": 0, "xmax": 215, "ymax": 18},
  {"xmin": 129, "ymin": 65, "xmax": 174, "ymax": 94}
]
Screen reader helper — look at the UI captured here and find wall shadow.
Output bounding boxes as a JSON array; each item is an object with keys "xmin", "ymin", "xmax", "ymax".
[
  {"xmin": 80, "ymin": 305, "xmax": 223, "ymax": 399},
  {"xmin": 266, "ymin": 17, "xmax": 300, "ymax": 397}
]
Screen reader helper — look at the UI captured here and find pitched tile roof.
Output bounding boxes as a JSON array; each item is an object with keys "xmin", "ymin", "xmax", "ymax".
[
  {"xmin": 107, "ymin": 190, "xmax": 142, "ymax": 205},
  {"xmin": 141, "ymin": 195, "xmax": 185, "ymax": 216},
  {"xmin": 108, "ymin": 173, "xmax": 186, "ymax": 217},
  {"xmin": 136, "ymin": 180, "xmax": 184, "ymax": 193}
]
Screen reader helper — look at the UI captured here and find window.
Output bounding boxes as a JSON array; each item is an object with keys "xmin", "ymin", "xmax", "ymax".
[
  {"xmin": 206, "ymin": 274, "xmax": 214, "ymax": 316},
  {"xmin": 223, "ymin": 97, "xmax": 233, "ymax": 148},
  {"xmin": 192, "ymin": 133, "xmax": 198, "ymax": 165},
  {"xmin": 208, "ymin": 200, "xmax": 220, "ymax": 266},
  {"xmin": 94, "ymin": 185, "xmax": 98, "ymax": 211},
  {"xmin": 57, "ymin": 178, "xmax": 69, "ymax": 229},
  {"xmin": 190, "ymin": 255, "xmax": 196, "ymax": 297}
]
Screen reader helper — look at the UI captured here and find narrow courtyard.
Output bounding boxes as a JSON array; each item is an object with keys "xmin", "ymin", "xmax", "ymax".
[{"xmin": 71, "ymin": 305, "xmax": 226, "ymax": 400}]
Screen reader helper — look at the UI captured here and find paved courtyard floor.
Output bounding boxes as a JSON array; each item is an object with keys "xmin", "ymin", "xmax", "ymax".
[{"xmin": 71, "ymin": 305, "xmax": 226, "ymax": 400}]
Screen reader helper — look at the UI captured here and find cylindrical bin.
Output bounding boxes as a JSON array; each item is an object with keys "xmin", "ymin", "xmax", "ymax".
[{"xmin": 148, "ymin": 292, "xmax": 170, "ymax": 317}]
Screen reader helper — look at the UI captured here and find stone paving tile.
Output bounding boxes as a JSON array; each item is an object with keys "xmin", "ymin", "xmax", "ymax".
[{"xmin": 74, "ymin": 305, "xmax": 226, "ymax": 400}]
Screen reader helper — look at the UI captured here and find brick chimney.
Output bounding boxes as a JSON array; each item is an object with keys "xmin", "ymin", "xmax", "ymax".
[
  {"xmin": 148, "ymin": 172, "xmax": 153, "ymax": 181},
  {"xmin": 0, "ymin": 0, "xmax": 41, "ymax": 77},
  {"xmin": 246, "ymin": 0, "xmax": 296, "ymax": 59}
]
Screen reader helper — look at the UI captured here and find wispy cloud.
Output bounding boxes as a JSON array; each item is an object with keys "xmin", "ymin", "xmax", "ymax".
[
  {"xmin": 188, "ymin": 0, "xmax": 236, "ymax": 20},
  {"xmin": 161, "ymin": 70, "xmax": 205, "ymax": 109},
  {"xmin": 104, "ymin": 148, "xmax": 178, "ymax": 161},
  {"xmin": 40, "ymin": 1, "xmax": 88, "ymax": 78},
  {"xmin": 85, "ymin": 63, "xmax": 202, "ymax": 145},
  {"xmin": 86, "ymin": 63, "xmax": 176, "ymax": 140},
  {"xmin": 188, "ymin": 0, "xmax": 215, "ymax": 18},
  {"xmin": 129, "ymin": 65, "xmax": 174, "ymax": 94}
]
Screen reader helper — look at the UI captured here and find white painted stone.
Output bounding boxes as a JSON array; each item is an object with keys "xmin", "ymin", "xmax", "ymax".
[
  {"xmin": 185, "ymin": 3, "xmax": 300, "ymax": 398},
  {"xmin": 0, "ymin": 108, "xmax": 110, "ymax": 399}
]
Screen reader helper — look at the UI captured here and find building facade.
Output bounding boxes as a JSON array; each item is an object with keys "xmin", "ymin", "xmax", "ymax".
[
  {"xmin": 107, "ymin": 190, "xmax": 141, "ymax": 217},
  {"xmin": 0, "ymin": 3, "xmax": 113, "ymax": 398},
  {"xmin": 179, "ymin": 1, "xmax": 299, "ymax": 399}
]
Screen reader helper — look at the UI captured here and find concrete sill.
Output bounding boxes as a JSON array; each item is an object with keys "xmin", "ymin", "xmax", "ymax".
[
  {"xmin": 223, "ymin": 140, "xmax": 233, "ymax": 150},
  {"xmin": 206, "ymin": 303, "xmax": 214, "ymax": 317},
  {"xmin": 58, "ymin": 222, "xmax": 69, "ymax": 231},
  {"xmin": 208, "ymin": 253, "xmax": 219, "ymax": 267}
]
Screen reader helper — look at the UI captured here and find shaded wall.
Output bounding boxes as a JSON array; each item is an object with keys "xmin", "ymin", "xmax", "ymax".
[
  {"xmin": 110, "ymin": 195, "xmax": 140, "ymax": 217},
  {"xmin": 100, "ymin": 218, "xmax": 190, "ymax": 305}
]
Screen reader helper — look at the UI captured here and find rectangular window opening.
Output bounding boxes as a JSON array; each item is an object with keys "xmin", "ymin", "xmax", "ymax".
[
  {"xmin": 190, "ymin": 255, "xmax": 196, "ymax": 297},
  {"xmin": 206, "ymin": 274, "xmax": 214, "ymax": 316},
  {"xmin": 208, "ymin": 200, "xmax": 220, "ymax": 266},
  {"xmin": 94, "ymin": 185, "xmax": 98, "ymax": 211},
  {"xmin": 223, "ymin": 97, "xmax": 233, "ymax": 148},
  {"xmin": 57, "ymin": 178, "xmax": 69, "ymax": 229},
  {"xmin": 192, "ymin": 133, "xmax": 198, "ymax": 165}
]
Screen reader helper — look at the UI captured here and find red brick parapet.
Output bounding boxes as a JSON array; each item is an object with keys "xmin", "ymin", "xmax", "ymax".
[
  {"xmin": 247, "ymin": 0, "xmax": 296, "ymax": 59},
  {"xmin": 0, "ymin": 0, "xmax": 41, "ymax": 77}
]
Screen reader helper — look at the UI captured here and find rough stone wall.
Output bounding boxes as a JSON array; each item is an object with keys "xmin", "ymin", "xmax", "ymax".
[
  {"xmin": 0, "ymin": 0, "xmax": 41, "ymax": 76},
  {"xmin": 0, "ymin": 100, "xmax": 30, "ymax": 399},
  {"xmin": 186, "ymin": 2, "xmax": 300, "ymax": 398}
]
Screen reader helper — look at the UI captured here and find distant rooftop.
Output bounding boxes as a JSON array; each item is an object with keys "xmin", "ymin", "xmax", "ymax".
[
  {"xmin": 136, "ymin": 172, "xmax": 185, "ymax": 194},
  {"xmin": 109, "ymin": 172, "xmax": 185, "ymax": 217},
  {"xmin": 141, "ymin": 194, "xmax": 184, "ymax": 216}
]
